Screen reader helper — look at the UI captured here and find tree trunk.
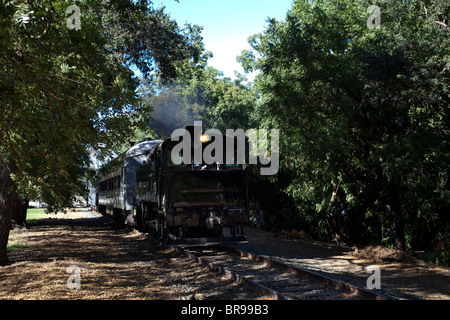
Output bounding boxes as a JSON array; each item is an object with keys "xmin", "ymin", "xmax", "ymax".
[
  {"xmin": 388, "ymin": 181, "xmax": 406, "ymax": 251},
  {"xmin": 326, "ymin": 180, "xmax": 340, "ymax": 219},
  {"xmin": 0, "ymin": 158, "xmax": 18, "ymax": 265},
  {"xmin": 11, "ymin": 196, "xmax": 27, "ymax": 228},
  {"xmin": 325, "ymin": 179, "xmax": 349, "ymax": 243},
  {"xmin": 22, "ymin": 200, "xmax": 29, "ymax": 225},
  {"xmin": 254, "ymin": 198, "xmax": 266, "ymax": 230}
]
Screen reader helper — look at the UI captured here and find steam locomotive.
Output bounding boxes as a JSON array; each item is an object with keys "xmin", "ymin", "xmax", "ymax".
[{"xmin": 97, "ymin": 125, "xmax": 249, "ymax": 246}]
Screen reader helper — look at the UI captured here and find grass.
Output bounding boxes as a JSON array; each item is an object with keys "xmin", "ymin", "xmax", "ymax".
[
  {"xmin": 7, "ymin": 208, "xmax": 47, "ymax": 252},
  {"xmin": 8, "ymin": 207, "xmax": 85, "ymax": 254},
  {"xmin": 7, "ymin": 242, "xmax": 28, "ymax": 252},
  {"xmin": 8, "ymin": 208, "xmax": 78, "ymax": 253},
  {"xmin": 26, "ymin": 208, "xmax": 48, "ymax": 221}
]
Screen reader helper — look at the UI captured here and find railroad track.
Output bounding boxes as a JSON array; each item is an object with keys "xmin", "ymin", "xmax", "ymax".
[
  {"xmin": 175, "ymin": 246, "xmax": 394, "ymax": 300},
  {"xmin": 106, "ymin": 212, "xmax": 394, "ymax": 300}
]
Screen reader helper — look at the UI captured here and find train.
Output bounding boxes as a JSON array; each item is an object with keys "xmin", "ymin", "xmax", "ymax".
[{"xmin": 96, "ymin": 125, "xmax": 250, "ymax": 246}]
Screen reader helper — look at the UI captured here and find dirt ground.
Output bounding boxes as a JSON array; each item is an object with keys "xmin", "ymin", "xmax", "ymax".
[
  {"xmin": 237, "ymin": 229, "xmax": 450, "ymax": 300},
  {"xmin": 2, "ymin": 209, "xmax": 449, "ymax": 300},
  {"xmin": 1, "ymin": 209, "xmax": 267, "ymax": 300}
]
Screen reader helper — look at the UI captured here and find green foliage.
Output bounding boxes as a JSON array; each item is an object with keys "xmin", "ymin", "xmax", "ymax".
[
  {"xmin": 421, "ymin": 232, "xmax": 450, "ymax": 267},
  {"xmin": 239, "ymin": 0, "xmax": 450, "ymax": 255},
  {"xmin": 2, "ymin": 0, "xmax": 449, "ymax": 266},
  {"xmin": 0, "ymin": 0, "xmax": 199, "ymax": 211}
]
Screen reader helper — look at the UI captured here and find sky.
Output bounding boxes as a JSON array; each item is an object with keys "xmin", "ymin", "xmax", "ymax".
[{"xmin": 157, "ymin": 0, "xmax": 294, "ymax": 80}]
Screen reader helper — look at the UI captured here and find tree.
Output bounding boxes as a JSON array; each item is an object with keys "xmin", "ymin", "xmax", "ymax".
[
  {"xmin": 0, "ymin": 0, "xmax": 200, "ymax": 264},
  {"xmin": 240, "ymin": 0, "xmax": 449, "ymax": 251}
]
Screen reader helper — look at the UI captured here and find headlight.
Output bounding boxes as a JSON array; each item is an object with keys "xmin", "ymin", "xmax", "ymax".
[{"xmin": 200, "ymin": 134, "xmax": 209, "ymax": 143}]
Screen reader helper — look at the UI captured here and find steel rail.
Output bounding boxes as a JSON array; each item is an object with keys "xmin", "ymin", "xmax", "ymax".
[
  {"xmin": 173, "ymin": 245, "xmax": 395, "ymax": 300},
  {"xmin": 229, "ymin": 246, "xmax": 394, "ymax": 300},
  {"xmin": 172, "ymin": 246, "xmax": 294, "ymax": 300},
  {"xmin": 103, "ymin": 210, "xmax": 394, "ymax": 300}
]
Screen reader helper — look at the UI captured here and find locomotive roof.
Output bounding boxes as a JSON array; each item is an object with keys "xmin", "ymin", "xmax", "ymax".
[{"xmin": 126, "ymin": 139, "xmax": 162, "ymax": 159}]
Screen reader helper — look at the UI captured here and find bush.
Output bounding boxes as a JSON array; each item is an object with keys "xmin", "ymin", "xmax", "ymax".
[{"xmin": 421, "ymin": 233, "xmax": 450, "ymax": 267}]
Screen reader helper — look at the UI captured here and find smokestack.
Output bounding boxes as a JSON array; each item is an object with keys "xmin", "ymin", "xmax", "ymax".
[
  {"xmin": 185, "ymin": 125, "xmax": 195, "ymax": 137},
  {"xmin": 185, "ymin": 122, "xmax": 203, "ymax": 136}
]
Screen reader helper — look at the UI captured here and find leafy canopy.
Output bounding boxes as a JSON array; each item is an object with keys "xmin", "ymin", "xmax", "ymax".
[
  {"xmin": 239, "ymin": 0, "xmax": 449, "ymax": 250},
  {"xmin": 0, "ymin": 0, "xmax": 201, "ymax": 210}
]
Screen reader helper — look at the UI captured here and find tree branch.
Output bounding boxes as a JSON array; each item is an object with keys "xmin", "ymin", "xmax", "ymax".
[{"xmin": 434, "ymin": 21, "xmax": 447, "ymax": 28}]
